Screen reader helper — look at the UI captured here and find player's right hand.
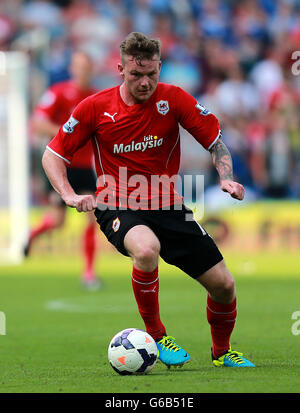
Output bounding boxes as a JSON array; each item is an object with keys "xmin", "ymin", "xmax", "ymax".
[
  {"xmin": 63, "ymin": 194, "xmax": 97, "ymax": 212},
  {"xmin": 220, "ymin": 180, "xmax": 245, "ymax": 201}
]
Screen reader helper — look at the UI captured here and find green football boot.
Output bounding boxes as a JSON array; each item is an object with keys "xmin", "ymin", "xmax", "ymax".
[{"xmin": 212, "ymin": 347, "xmax": 255, "ymax": 367}]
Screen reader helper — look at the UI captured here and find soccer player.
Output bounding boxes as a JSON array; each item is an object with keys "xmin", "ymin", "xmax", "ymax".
[
  {"xmin": 41, "ymin": 32, "xmax": 255, "ymax": 367},
  {"xmin": 26, "ymin": 51, "xmax": 101, "ymax": 290}
]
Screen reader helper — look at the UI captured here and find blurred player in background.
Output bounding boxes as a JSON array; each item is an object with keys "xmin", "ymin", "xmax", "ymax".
[
  {"xmin": 25, "ymin": 51, "xmax": 101, "ymax": 290},
  {"xmin": 42, "ymin": 32, "xmax": 255, "ymax": 368}
]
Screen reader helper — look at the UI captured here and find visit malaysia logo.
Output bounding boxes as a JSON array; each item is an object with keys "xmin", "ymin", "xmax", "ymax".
[{"xmin": 113, "ymin": 135, "xmax": 164, "ymax": 154}]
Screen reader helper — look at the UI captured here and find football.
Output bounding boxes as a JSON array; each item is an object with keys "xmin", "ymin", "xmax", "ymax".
[{"xmin": 108, "ymin": 328, "xmax": 158, "ymax": 375}]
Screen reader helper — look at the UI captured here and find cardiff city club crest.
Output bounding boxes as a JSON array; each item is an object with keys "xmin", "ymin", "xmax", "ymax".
[
  {"xmin": 112, "ymin": 217, "xmax": 120, "ymax": 232},
  {"xmin": 156, "ymin": 100, "xmax": 169, "ymax": 115},
  {"xmin": 63, "ymin": 115, "xmax": 79, "ymax": 133}
]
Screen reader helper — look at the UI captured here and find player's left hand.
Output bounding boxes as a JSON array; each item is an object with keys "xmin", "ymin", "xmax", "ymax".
[{"xmin": 220, "ymin": 180, "xmax": 245, "ymax": 201}]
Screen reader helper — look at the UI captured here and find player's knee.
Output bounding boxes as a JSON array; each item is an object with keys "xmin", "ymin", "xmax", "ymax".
[
  {"xmin": 209, "ymin": 269, "xmax": 235, "ymax": 302},
  {"xmin": 133, "ymin": 242, "xmax": 160, "ymax": 267},
  {"xmin": 221, "ymin": 274, "xmax": 235, "ymax": 296},
  {"xmin": 215, "ymin": 276, "xmax": 235, "ymax": 302},
  {"xmin": 135, "ymin": 244, "xmax": 160, "ymax": 262}
]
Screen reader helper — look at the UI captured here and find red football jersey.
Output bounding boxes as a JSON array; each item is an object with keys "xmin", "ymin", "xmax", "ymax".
[
  {"xmin": 47, "ymin": 83, "xmax": 221, "ymax": 209},
  {"xmin": 34, "ymin": 80, "xmax": 96, "ymax": 169}
]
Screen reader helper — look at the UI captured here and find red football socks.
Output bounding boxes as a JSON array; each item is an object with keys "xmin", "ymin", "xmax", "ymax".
[
  {"xmin": 206, "ymin": 294, "xmax": 237, "ymax": 359},
  {"xmin": 29, "ymin": 213, "xmax": 56, "ymax": 242},
  {"xmin": 82, "ymin": 222, "xmax": 97, "ymax": 280},
  {"xmin": 131, "ymin": 266, "xmax": 166, "ymax": 341}
]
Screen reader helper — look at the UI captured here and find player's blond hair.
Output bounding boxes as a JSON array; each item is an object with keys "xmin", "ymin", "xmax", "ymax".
[{"xmin": 120, "ymin": 32, "xmax": 161, "ymax": 65}]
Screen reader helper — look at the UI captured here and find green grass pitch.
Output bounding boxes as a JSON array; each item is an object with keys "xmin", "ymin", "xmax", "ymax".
[{"xmin": 0, "ymin": 250, "xmax": 300, "ymax": 393}]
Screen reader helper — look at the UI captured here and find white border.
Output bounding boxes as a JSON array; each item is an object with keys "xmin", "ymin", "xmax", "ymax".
[
  {"xmin": 207, "ymin": 129, "xmax": 222, "ymax": 151},
  {"xmin": 46, "ymin": 145, "xmax": 71, "ymax": 164}
]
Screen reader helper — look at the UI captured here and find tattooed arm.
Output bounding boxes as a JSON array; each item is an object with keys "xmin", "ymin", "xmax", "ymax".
[{"xmin": 209, "ymin": 139, "xmax": 245, "ymax": 201}]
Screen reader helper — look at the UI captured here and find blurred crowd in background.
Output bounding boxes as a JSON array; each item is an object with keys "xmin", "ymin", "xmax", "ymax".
[{"xmin": 1, "ymin": 0, "xmax": 300, "ymax": 203}]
